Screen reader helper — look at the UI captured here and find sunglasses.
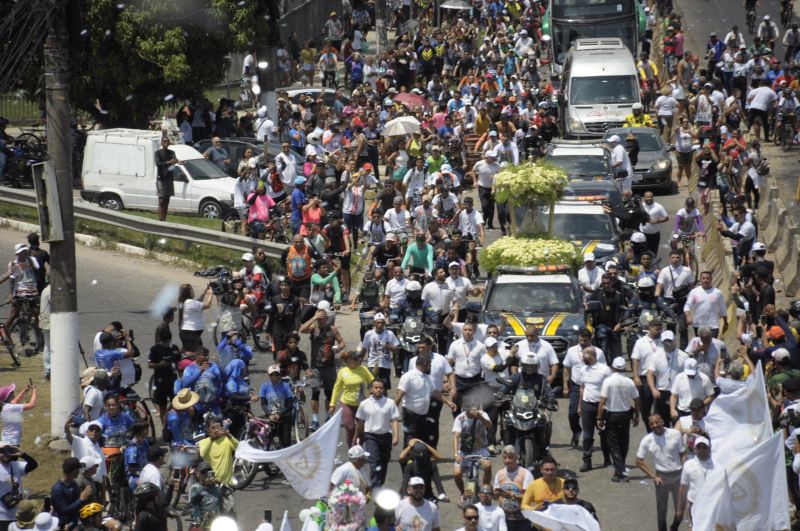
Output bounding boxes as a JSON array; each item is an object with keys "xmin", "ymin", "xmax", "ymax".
[{"xmin": 465, "ymin": 516, "xmax": 479, "ymax": 521}]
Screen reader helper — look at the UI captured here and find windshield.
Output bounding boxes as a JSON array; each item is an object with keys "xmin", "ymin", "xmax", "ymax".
[
  {"xmin": 554, "ymin": 24, "xmax": 636, "ymax": 63},
  {"xmin": 630, "ymin": 132, "xmax": 662, "ymax": 151},
  {"xmin": 552, "ymin": 0, "xmax": 636, "ymax": 18},
  {"xmin": 569, "ymin": 75, "xmax": 639, "ymax": 105},
  {"xmin": 546, "ymin": 155, "xmax": 609, "ymax": 175},
  {"xmin": 550, "ymin": 213, "xmax": 616, "ymax": 240},
  {"xmin": 487, "ymin": 282, "xmax": 582, "ymax": 313},
  {"xmin": 180, "ymin": 159, "xmax": 230, "ymax": 180}
]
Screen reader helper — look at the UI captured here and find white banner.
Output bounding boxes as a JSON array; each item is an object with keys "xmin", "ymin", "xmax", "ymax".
[
  {"xmin": 522, "ymin": 504, "xmax": 601, "ymax": 531},
  {"xmin": 279, "ymin": 510, "xmax": 292, "ymax": 531},
  {"xmin": 235, "ymin": 409, "xmax": 342, "ymax": 500},
  {"xmin": 703, "ymin": 361, "xmax": 772, "ymax": 457},
  {"xmin": 692, "ymin": 432, "xmax": 790, "ymax": 530}
]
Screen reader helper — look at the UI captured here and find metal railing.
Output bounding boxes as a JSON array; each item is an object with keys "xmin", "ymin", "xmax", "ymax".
[
  {"xmin": 0, "ymin": 93, "xmax": 41, "ymax": 124},
  {"xmin": 0, "ymin": 187, "xmax": 288, "ymax": 259}
]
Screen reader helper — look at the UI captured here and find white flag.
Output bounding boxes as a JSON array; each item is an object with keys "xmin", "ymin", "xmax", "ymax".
[
  {"xmin": 522, "ymin": 504, "xmax": 601, "ymax": 531},
  {"xmin": 692, "ymin": 432, "xmax": 790, "ymax": 531},
  {"xmin": 235, "ymin": 409, "xmax": 342, "ymax": 499},
  {"xmin": 703, "ymin": 361, "xmax": 772, "ymax": 457},
  {"xmin": 279, "ymin": 510, "xmax": 292, "ymax": 531}
]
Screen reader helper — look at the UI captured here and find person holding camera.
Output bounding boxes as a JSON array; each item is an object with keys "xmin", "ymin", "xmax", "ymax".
[
  {"xmin": 0, "ymin": 441, "xmax": 38, "ymax": 531},
  {"xmin": 50, "ymin": 457, "xmax": 92, "ymax": 529},
  {"xmin": 93, "ymin": 331, "xmax": 136, "ymax": 393},
  {"xmin": 177, "ymin": 284, "xmax": 214, "ymax": 352},
  {"xmin": 188, "ymin": 462, "xmax": 221, "ymax": 527}
]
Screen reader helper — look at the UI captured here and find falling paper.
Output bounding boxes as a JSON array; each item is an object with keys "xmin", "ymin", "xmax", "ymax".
[{"xmin": 149, "ymin": 283, "xmax": 180, "ymax": 319}]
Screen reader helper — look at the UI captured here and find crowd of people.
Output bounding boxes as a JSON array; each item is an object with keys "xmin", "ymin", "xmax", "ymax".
[{"xmin": 4, "ymin": 0, "xmax": 800, "ymax": 530}]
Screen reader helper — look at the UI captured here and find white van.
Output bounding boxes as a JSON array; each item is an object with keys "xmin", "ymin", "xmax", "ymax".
[
  {"xmin": 80, "ymin": 129, "xmax": 236, "ymax": 218},
  {"xmin": 558, "ymin": 38, "xmax": 641, "ymax": 139}
]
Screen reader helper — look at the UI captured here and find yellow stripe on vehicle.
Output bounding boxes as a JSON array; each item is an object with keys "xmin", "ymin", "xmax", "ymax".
[
  {"xmin": 544, "ymin": 313, "xmax": 567, "ymax": 336},
  {"xmin": 582, "ymin": 241, "xmax": 599, "ymax": 254},
  {"xmin": 503, "ymin": 313, "xmax": 526, "ymax": 336}
]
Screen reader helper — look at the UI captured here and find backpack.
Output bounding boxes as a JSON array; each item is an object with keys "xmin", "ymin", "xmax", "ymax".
[{"xmin": 756, "ymin": 156, "xmax": 770, "ymax": 176}]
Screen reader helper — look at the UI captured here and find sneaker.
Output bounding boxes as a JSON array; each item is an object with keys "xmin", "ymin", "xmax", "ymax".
[
  {"xmin": 570, "ymin": 434, "xmax": 580, "ymax": 449},
  {"xmin": 579, "ymin": 461, "xmax": 592, "ymax": 473},
  {"xmin": 310, "ymin": 419, "xmax": 320, "ymax": 431},
  {"xmin": 610, "ymin": 475, "xmax": 621, "ymax": 483}
]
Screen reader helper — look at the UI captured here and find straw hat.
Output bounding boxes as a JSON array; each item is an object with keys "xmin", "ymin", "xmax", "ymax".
[{"xmin": 171, "ymin": 389, "xmax": 200, "ymax": 411}]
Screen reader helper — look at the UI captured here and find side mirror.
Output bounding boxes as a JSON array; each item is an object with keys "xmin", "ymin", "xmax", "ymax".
[
  {"xmin": 586, "ymin": 300, "xmax": 601, "ymax": 313},
  {"xmin": 174, "ymin": 173, "xmax": 189, "ymax": 183},
  {"xmin": 466, "ymin": 301, "xmax": 482, "ymax": 315}
]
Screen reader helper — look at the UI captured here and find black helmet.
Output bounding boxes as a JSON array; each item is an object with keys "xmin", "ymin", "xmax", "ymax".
[
  {"xmin": 328, "ymin": 209, "xmax": 342, "ymax": 220},
  {"xmin": 790, "ymin": 300, "xmax": 800, "ymax": 319},
  {"xmin": 133, "ymin": 481, "xmax": 160, "ymax": 501}
]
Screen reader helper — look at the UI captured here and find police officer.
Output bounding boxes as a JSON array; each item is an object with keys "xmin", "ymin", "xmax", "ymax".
[{"xmin": 598, "ymin": 357, "xmax": 641, "ymax": 482}]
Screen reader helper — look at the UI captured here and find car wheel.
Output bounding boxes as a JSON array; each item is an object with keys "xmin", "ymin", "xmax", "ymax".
[
  {"xmin": 199, "ymin": 199, "xmax": 222, "ymax": 219},
  {"xmin": 99, "ymin": 194, "xmax": 123, "ymax": 211}
]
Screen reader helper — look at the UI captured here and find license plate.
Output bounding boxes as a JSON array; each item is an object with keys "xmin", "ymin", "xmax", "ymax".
[{"xmin": 632, "ymin": 173, "xmax": 644, "ymax": 182}]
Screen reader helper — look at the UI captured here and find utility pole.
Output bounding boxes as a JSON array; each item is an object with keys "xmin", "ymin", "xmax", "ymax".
[
  {"xmin": 45, "ymin": 0, "xmax": 80, "ymax": 437},
  {"xmin": 375, "ymin": 0, "xmax": 388, "ymax": 56}
]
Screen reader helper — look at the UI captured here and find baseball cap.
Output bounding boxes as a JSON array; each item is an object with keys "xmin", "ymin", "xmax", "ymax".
[
  {"xmin": 80, "ymin": 455, "xmax": 100, "ymax": 470},
  {"xmin": 386, "ymin": 233, "xmax": 398, "ymax": 242},
  {"xmin": 63, "ymin": 457, "xmax": 81, "ymax": 473},
  {"xmin": 13, "ymin": 243, "xmax": 27, "ymax": 254},
  {"xmin": 773, "ymin": 348, "xmax": 791, "ymax": 362},
  {"xmin": 0, "ymin": 384, "xmax": 15, "ymax": 403},
  {"xmin": 147, "ymin": 446, "xmax": 167, "ymax": 460},
  {"xmin": 268, "ymin": 364, "xmax": 281, "ymax": 375},
  {"xmin": 448, "ymin": 261, "xmax": 461, "ymax": 269},
  {"xmin": 242, "ymin": 252, "xmax": 255, "ymax": 262},
  {"xmin": 348, "ymin": 445, "xmax": 370, "ymax": 459},
  {"xmin": 607, "ymin": 134, "xmax": 621, "ymax": 143},
  {"xmin": 660, "ymin": 330, "xmax": 675, "ymax": 342},
  {"xmin": 409, "ymin": 476, "xmax": 425, "ymax": 486},
  {"xmin": 583, "ymin": 252, "xmax": 595, "ymax": 262},
  {"xmin": 683, "ymin": 358, "xmax": 698, "ymax": 376},
  {"xmin": 488, "ymin": 130, "xmax": 498, "ymax": 137},
  {"xmin": 694, "ymin": 436, "xmax": 710, "ymax": 448},
  {"xmin": 612, "ymin": 357, "xmax": 627, "ymax": 370},
  {"xmin": 373, "ymin": 312, "xmax": 387, "ymax": 322},
  {"xmin": 485, "ymin": 337, "xmax": 498, "ymax": 348},
  {"xmin": 752, "ymin": 242, "xmax": 767, "ymax": 252},
  {"xmin": 605, "ymin": 261, "xmax": 619, "ymax": 271},
  {"xmin": 768, "ymin": 326, "xmax": 786, "ymax": 340}
]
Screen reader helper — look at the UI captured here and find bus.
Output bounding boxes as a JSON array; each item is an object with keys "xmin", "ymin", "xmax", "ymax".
[{"xmin": 542, "ymin": 0, "xmax": 646, "ymax": 64}]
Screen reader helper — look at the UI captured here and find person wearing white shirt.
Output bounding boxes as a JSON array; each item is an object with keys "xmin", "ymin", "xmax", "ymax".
[
  {"xmin": 577, "ymin": 254, "xmax": 602, "ymax": 298},
  {"xmin": 396, "ymin": 353, "xmax": 455, "ymax": 446},
  {"xmin": 446, "ymin": 265, "xmax": 481, "ymax": 311},
  {"xmin": 718, "ymin": 206, "xmax": 756, "ymax": 267},
  {"xmin": 253, "ymin": 108, "xmax": 276, "ymax": 142},
  {"xmin": 138, "ymin": 447, "xmax": 165, "ymax": 489},
  {"xmin": 383, "ymin": 196, "xmax": 411, "ymax": 236},
  {"xmin": 396, "ymin": 477, "xmax": 442, "ymax": 531},
  {"xmin": 723, "ymin": 26, "xmax": 745, "ymax": 49},
  {"xmin": 512, "ymin": 326, "xmax": 559, "ymax": 385},
  {"xmin": 403, "ymin": 160, "xmax": 428, "ymax": 204},
  {"xmin": 473, "ymin": 154, "xmax": 501, "ymax": 230},
  {"xmin": 683, "ymin": 271, "xmax": 728, "ymax": 337},
  {"xmin": 746, "ymin": 79, "xmax": 778, "ymax": 141},
  {"xmin": 355, "ymin": 379, "xmax": 401, "ymax": 488},
  {"xmin": 476, "ymin": 485, "xmax": 508, "ymax": 531},
  {"xmin": 608, "ymin": 135, "xmax": 633, "ymax": 192},
  {"xmin": 675, "ymin": 437, "xmax": 715, "ymax": 528},
  {"xmin": 599, "ymin": 357, "xmax": 641, "ymax": 482},
  {"xmin": 330, "ymin": 445, "xmax": 370, "ymax": 493},
  {"xmin": 640, "ymin": 191, "xmax": 670, "ymax": 255},
  {"xmin": 422, "ymin": 268, "xmax": 455, "ymax": 319},
  {"xmin": 635, "ymin": 415, "xmax": 686, "ymax": 531},
  {"xmin": 669, "ymin": 359, "xmax": 714, "ymax": 419},
  {"xmin": 455, "ymin": 197, "xmax": 486, "ymax": 246},
  {"xmin": 383, "ymin": 266, "xmax": 408, "ymax": 309},
  {"xmin": 630, "ymin": 319, "xmax": 665, "ymax": 429},
  {"xmin": 82, "ymin": 371, "xmax": 108, "ymax": 422},
  {"xmin": 685, "ymin": 327, "xmax": 728, "ymax": 381},
  {"xmin": 577, "ymin": 347, "xmax": 612, "ymax": 471},
  {"xmin": 275, "ymin": 143, "xmax": 297, "ymax": 186},
  {"xmin": 562, "ymin": 330, "xmax": 605, "ymax": 447},
  {"xmin": 481, "ymin": 337, "xmax": 509, "ymax": 449},
  {"xmin": 673, "ymin": 399, "xmax": 709, "ymax": 459},
  {"xmin": 647, "ymin": 330, "xmax": 688, "ymax": 427},
  {"xmin": 65, "ymin": 420, "xmax": 107, "ymax": 482},
  {"xmin": 447, "ymin": 323, "xmax": 487, "ymax": 412},
  {"xmin": 409, "ymin": 339, "xmax": 454, "ymax": 448},
  {"xmin": 656, "ymin": 251, "xmax": 696, "ymax": 349}
]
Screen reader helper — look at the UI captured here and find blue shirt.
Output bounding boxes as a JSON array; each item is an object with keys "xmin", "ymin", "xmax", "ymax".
[
  {"xmin": 181, "ymin": 362, "xmax": 222, "ymax": 391},
  {"xmin": 94, "ymin": 348, "xmax": 126, "ymax": 371},
  {"xmin": 204, "ymin": 146, "xmax": 229, "ymax": 170},
  {"xmin": 259, "ymin": 380, "xmax": 293, "ymax": 416},
  {"xmin": 99, "ymin": 411, "xmax": 135, "ymax": 446},
  {"xmin": 123, "ymin": 439, "xmax": 150, "ymax": 489},
  {"xmin": 291, "ymin": 187, "xmax": 306, "ymax": 222},
  {"xmin": 289, "ymin": 127, "xmax": 305, "ymax": 148},
  {"xmin": 166, "ymin": 409, "xmax": 197, "ymax": 445}
]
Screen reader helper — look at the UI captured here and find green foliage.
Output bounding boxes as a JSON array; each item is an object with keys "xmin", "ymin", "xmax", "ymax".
[
  {"xmin": 479, "ymin": 236, "xmax": 579, "ymax": 274},
  {"xmin": 493, "ymin": 162, "xmax": 569, "ymax": 206}
]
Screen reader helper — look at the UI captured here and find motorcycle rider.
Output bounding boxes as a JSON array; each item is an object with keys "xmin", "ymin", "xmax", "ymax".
[
  {"xmin": 588, "ymin": 273, "xmax": 626, "ymax": 359},
  {"xmin": 626, "ymin": 277, "xmax": 677, "ymax": 323},
  {"xmin": 504, "ymin": 353, "xmax": 555, "ymax": 458},
  {"xmin": 511, "ymin": 326, "xmax": 559, "ymax": 386}
]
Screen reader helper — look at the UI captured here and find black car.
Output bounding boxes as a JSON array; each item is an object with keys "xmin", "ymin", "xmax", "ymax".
[
  {"xmin": 194, "ymin": 137, "xmax": 304, "ymax": 178},
  {"xmin": 604, "ymin": 127, "xmax": 674, "ymax": 193}
]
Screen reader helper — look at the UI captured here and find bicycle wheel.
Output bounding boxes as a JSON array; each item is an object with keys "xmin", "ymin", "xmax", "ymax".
[
  {"xmin": 148, "ymin": 374, "xmax": 157, "ymax": 401},
  {"xmin": 294, "ymin": 407, "xmax": 309, "ymax": 443},
  {"xmin": 1, "ymin": 332, "xmax": 20, "ymax": 367},
  {"xmin": 784, "ymin": 125, "xmax": 794, "ymax": 152},
  {"xmin": 131, "ymin": 399, "xmax": 157, "ymax": 444},
  {"xmin": 8, "ymin": 319, "xmax": 34, "ymax": 357},
  {"xmin": 251, "ymin": 328, "xmax": 271, "ymax": 351},
  {"xmin": 221, "ymin": 212, "xmax": 239, "ymax": 233},
  {"xmin": 265, "ymin": 434, "xmax": 282, "ymax": 476},
  {"xmin": 686, "ymin": 250, "xmax": 699, "ymax": 279}
]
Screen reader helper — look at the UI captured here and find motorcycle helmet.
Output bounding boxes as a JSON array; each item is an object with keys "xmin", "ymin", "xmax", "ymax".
[
  {"xmin": 631, "ymin": 232, "xmax": 647, "ymax": 244},
  {"xmin": 133, "ymin": 481, "xmax": 161, "ymax": 502},
  {"xmin": 328, "ymin": 209, "xmax": 342, "ymax": 220},
  {"xmin": 637, "ymin": 276, "xmax": 656, "ymax": 297},
  {"xmin": 685, "ymin": 197, "xmax": 696, "ymax": 210},
  {"xmin": 405, "ymin": 280, "xmax": 422, "ymax": 303},
  {"xmin": 520, "ymin": 353, "xmax": 539, "ymax": 374}
]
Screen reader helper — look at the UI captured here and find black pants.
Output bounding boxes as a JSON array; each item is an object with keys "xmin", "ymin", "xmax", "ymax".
[
  {"xmin": 644, "ymin": 231, "xmax": 660, "ymax": 256},
  {"xmin": 179, "ymin": 329, "xmax": 203, "ymax": 352},
  {"xmin": 505, "ymin": 520, "xmax": 533, "ymax": 531},
  {"xmin": 403, "ymin": 409, "xmax": 430, "ymax": 448},
  {"xmin": 605, "ymin": 410, "xmax": 632, "ymax": 478},
  {"xmin": 640, "ymin": 383, "xmax": 654, "ymax": 432},
  {"xmin": 478, "ymin": 186, "xmax": 496, "ymax": 228},
  {"xmin": 655, "ymin": 469, "xmax": 682, "ymax": 531},
  {"xmin": 567, "ymin": 381, "xmax": 581, "ymax": 437},
  {"xmin": 364, "ymin": 432, "xmax": 392, "ymax": 488},
  {"xmin": 581, "ymin": 400, "xmax": 609, "ymax": 464},
  {"xmin": 652, "ymin": 390, "xmax": 673, "ymax": 427},
  {"xmin": 428, "ymin": 398, "xmax": 444, "ymax": 449}
]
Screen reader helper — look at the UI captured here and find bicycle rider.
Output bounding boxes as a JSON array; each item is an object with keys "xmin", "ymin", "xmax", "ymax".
[
  {"xmin": 188, "ymin": 462, "xmax": 222, "ymax": 526},
  {"xmin": 671, "ymin": 197, "xmax": 705, "ymax": 250},
  {"xmin": 453, "ymin": 399, "xmax": 494, "ymax": 503},
  {"xmin": 774, "ymin": 87, "xmax": 799, "ymax": 142},
  {"xmin": 0, "ymin": 243, "xmax": 41, "ymax": 336},
  {"xmin": 259, "ymin": 364, "xmax": 295, "ymax": 448}
]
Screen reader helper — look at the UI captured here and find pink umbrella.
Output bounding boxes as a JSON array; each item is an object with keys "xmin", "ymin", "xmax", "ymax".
[{"xmin": 393, "ymin": 92, "xmax": 429, "ymax": 109}]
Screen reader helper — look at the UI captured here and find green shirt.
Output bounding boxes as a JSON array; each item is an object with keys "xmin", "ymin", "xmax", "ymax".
[
  {"xmin": 311, "ymin": 272, "xmax": 342, "ymax": 304},
  {"xmin": 768, "ymin": 369, "xmax": 800, "ymax": 391},
  {"xmin": 400, "ymin": 242, "xmax": 434, "ymax": 273}
]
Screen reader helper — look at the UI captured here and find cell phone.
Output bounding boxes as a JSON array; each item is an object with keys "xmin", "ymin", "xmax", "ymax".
[
  {"xmin": 264, "ymin": 510, "xmax": 272, "ymax": 523},
  {"xmin": 28, "ymin": 378, "xmax": 32, "ymax": 387},
  {"xmin": 43, "ymin": 496, "xmax": 51, "ymax": 513},
  {"xmin": 128, "ymin": 329, "xmax": 135, "ymax": 342}
]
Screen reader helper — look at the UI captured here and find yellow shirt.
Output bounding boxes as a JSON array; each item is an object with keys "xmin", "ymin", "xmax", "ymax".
[
  {"xmin": 300, "ymin": 47, "xmax": 317, "ymax": 66},
  {"xmin": 521, "ymin": 477, "xmax": 564, "ymax": 510},
  {"xmin": 198, "ymin": 434, "xmax": 239, "ymax": 486},
  {"xmin": 475, "ymin": 114, "xmax": 490, "ymax": 136},
  {"xmin": 330, "ymin": 365, "xmax": 374, "ymax": 407}
]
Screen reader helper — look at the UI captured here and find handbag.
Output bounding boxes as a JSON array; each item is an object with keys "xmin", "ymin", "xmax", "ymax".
[{"xmin": 669, "ymin": 267, "xmax": 690, "ymax": 300}]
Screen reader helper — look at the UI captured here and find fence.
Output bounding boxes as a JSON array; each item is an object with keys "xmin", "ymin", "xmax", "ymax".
[{"xmin": 0, "ymin": 93, "xmax": 41, "ymax": 124}]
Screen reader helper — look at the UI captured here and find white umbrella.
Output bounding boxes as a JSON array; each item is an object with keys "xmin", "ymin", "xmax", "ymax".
[
  {"xmin": 522, "ymin": 505, "xmax": 601, "ymax": 531},
  {"xmin": 383, "ymin": 116, "xmax": 421, "ymax": 136},
  {"xmin": 440, "ymin": 0, "xmax": 472, "ymax": 10}
]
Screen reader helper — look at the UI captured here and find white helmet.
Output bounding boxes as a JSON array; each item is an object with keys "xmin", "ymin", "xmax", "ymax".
[
  {"xmin": 632, "ymin": 102, "xmax": 644, "ymax": 111},
  {"xmin": 637, "ymin": 277, "xmax": 656, "ymax": 289},
  {"xmin": 631, "ymin": 232, "xmax": 647, "ymax": 243},
  {"xmin": 405, "ymin": 280, "xmax": 422, "ymax": 293},
  {"xmin": 520, "ymin": 353, "xmax": 538, "ymax": 366}
]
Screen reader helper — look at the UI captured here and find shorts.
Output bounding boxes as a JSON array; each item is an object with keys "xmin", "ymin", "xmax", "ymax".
[
  {"xmin": 237, "ymin": 206, "xmax": 249, "ymax": 220},
  {"xmin": 336, "ymin": 254, "xmax": 351, "ymax": 270},
  {"xmin": 152, "ymin": 382, "xmax": 175, "ymax": 407},
  {"xmin": 458, "ymin": 448, "xmax": 490, "ymax": 460},
  {"xmin": 310, "ymin": 365, "xmax": 336, "ymax": 401},
  {"xmin": 676, "ymin": 151, "xmax": 693, "ymax": 167},
  {"xmin": 747, "ymin": 108, "xmax": 768, "ymax": 127},
  {"xmin": 157, "ymin": 179, "xmax": 174, "ymax": 198}
]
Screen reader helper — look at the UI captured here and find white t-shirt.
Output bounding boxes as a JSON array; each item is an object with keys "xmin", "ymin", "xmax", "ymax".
[
  {"xmin": 361, "ymin": 328, "xmax": 400, "ymax": 370},
  {"xmin": 647, "ymin": 349, "xmax": 689, "ymax": 391},
  {"xmin": 383, "ymin": 208, "xmax": 410, "ymax": 232},
  {"xmin": 640, "ymin": 201, "xmax": 669, "ymax": 234},
  {"xmin": 82, "ymin": 386, "xmax": 104, "ymax": 421},
  {"xmin": 180, "ymin": 299, "xmax": 205, "ymax": 331},
  {"xmin": 514, "ymin": 339, "xmax": 559, "ymax": 375},
  {"xmin": 355, "ymin": 395, "xmax": 400, "ymax": 434},
  {"xmin": 670, "ymin": 372, "xmax": 714, "ymax": 411},
  {"xmin": 452, "ymin": 410, "xmax": 491, "ymax": 452},
  {"xmin": 577, "ymin": 266, "xmax": 602, "ymax": 294},
  {"xmin": 599, "ymin": 372, "xmax": 639, "ymax": 412},
  {"xmin": 395, "ymin": 498, "xmax": 440, "ymax": 531},
  {"xmin": 421, "ymin": 281, "xmax": 455, "ymax": 316},
  {"xmin": 636, "ymin": 428, "xmax": 685, "ymax": 473},
  {"xmin": 655, "ymin": 95, "xmax": 678, "ymax": 116},
  {"xmin": 631, "ymin": 335, "xmax": 664, "ymax": 376},
  {"xmin": 477, "ymin": 503, "xmax": 507, "ymax": 531},
  {"xmin": 656, "ymin": 265, "xmax": 694, "ymax": 298},
  {"xmin": 447, "ymin": 339, "xmax": 486, "ymax": 378},
  {"xmin": 0, "ymin": 404, "xmax": 24, "ymax": 446},
  {"xmin": 0, "ymin": 461, "xmax": 27, "ymax": 521},
  {"xmin": 330, "ymin": 461, "xmax": 368, "ymax": 492},
  {"xmin": 576, "ymin": 363, "xmax": 612, "ymax": 403},
  {"xmin": 457, "ymin": 209, "xmax": 484, "ymax": 239},
  {"xmin": 446, "ymin": 276, "xmax": 474, "ymax": 307},
  {"xmin": 680, "ymin": 456, "xmax": 715, "ymax": 503},
  {"xmin": 70, "ymin": 436, "xmax": 106, "ymax": 482},
  {"xmin": 748, "ymin": 85, "xmax": 778, "ymax": 111},
  {"xmin": 409, "ymin": 353, "xmax": 452, "ymax": 392},
  {"xmin": 683, "ymin": 287, "xmax": 727, "ymax": 328},
  {"xmin": 610, "ymin": 144, "xmax": 633, "ymax": 177},
  {"xmin": 397, "ymin": 369, "xmax": 434, "ymax": 414},
  {"xmin": 473, "ymin": 160, "xmax": 501, "ymax": 188},
  {"xmin": 384, "ymin": 277, "xmax": 408, "ymax": 308},
  {"xmin": 563, "ymin": 345, "xmax": 606, "ymax": 384},
  {"xmin": 139, "ymin": 463, "xmax": 163, "ymax": 489},
  {"xmin": 481, "ymin": 352, "xmax": 509, "ymax": 386}
]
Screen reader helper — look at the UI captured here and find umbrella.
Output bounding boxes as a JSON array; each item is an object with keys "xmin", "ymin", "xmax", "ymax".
[
  {"xmin": 393, "ymin": 92, "xmax": 429, "ymax": 109},
  {"xmin": 383, "ymin": 116, "xmax": 421, "ymax": 136},
  {"xmin": 440, "ymin": 0, "xmax": 472, "ymax": 9}
]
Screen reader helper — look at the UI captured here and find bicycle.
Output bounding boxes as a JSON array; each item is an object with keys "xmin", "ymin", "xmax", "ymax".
[
  {"xmin": 165, "ymin": 444, "xmax": 201, "ymax": 508},
  {"xmin": 103, "ymin": 446, "xmax": 133, "ymax": 522},
  {"xmin": 8, "ymin": 296, "xmax": 43, "ymax": 358},
  {"xmin": 0, "ymin": 323, "xmax": 20, "ymax": 367},
  {"xmin": 458, "ymin": 454, "xmax": 487, "ymax": 508},
  {"xmin": 231, "ymin": 413, "xmax": 282, "ymax": 489},
  {"xmin": 212, "ymin": 305, "xmax": 272, "ymax": 352},
  {"xmin": 778, "ymin": 112, "xmax": 796, "ymax": 152},
  {"xmin": 118, "ymin": 388, "xmax": 157, "ymax": 445},
  {"xmin": 290, "ymin": 378, "xmax": 309, "ymax": 443},
  {"xmin": 672, "ymin": 233, "xmax": 699, "ymax": 279}
]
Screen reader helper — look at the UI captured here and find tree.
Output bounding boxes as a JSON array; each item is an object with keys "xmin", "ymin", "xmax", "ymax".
[{"xmin": 0, "ymin": 0, "xmax": 278, "ymax": 128}]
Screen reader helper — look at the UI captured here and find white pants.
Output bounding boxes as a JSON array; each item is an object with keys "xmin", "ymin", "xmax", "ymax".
[{"xmin": 42, "ymin": 328, "xmax": 51, "ymax": 372}]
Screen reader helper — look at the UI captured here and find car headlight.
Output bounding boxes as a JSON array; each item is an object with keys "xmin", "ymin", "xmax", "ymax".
[
  {"xmin": 568, "ymin": 117, "xmax": 585, "ymax": 132},
  {"xmin": 652, "ymin": 159, "xmax": 670, "ymax": 171}
]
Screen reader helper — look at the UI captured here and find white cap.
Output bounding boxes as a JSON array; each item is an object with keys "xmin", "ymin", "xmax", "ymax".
[
  {"xmin": 80, "ymin": 455, "xmax": 100, "ymax": 469},
  {"xmin": 741, "ymin": 333, "xmax": 753, "ymax": 346},
  {"xmin": 752, "ymin": 241, "xmax": 767, "ymax": 252},
  {"xmin": 485, "ymin": 337, "xmax": 498, "ymax": 348},
  {"xmin": 694, "ymin": 436, "xmax": 710, "ymax": 447},
  {"xmin": 773, "ymin": 348, "xmax": 791, "ymax": 362},
  {"xmin": 612, "ymin": 357, "xmax": 627, "ymax": 370},
  {"xmin": 373, "ymin": 312, "xmax": 387, "ymax": 322},
  {"xmin": 684, "ymin": 358, "xmax": 698, "ymax": 376},
  {"xmin": 583, "ymin": 252, "xmax": 595, "ymax": 262},
  {"xmin": 242, "ymin": 252, "xmax": 255, "ymax": 261},
  {"xmin": 604, "ymin": 261, "xmax": 619, "ymax": 271},
  {"xmin": 448, "ymin": 261, "xmax": 461, "ymax": 269},
  {"xmin": 13, "ymin": 243, "xmax": 27, "ymax": 254},
  {"xmin": 520, "ymin": 353, "xmax": 538, "ymax": 365},
  {"xmin": 257, "ymin": 106, "xmax": 267, "ymax": 118},
  {"xmin": 33, "ymin": 513, "xmax": 59, "ymax": 531},
  {"xmin": 607, "ymin": 134, "xmax": 621, "ymax": 143},
  {"xmin": 78, "ymin": 420, "xmax": 102, "ymax": 437},
  {"xmin": 348, "ymin": 445, "xmax": 370, "ymax": 459},
  {"xmin": 631, "ymin": 232, "xmax": 646, "ymax": 243},
  {"xmin": 386, "ymin": 233, "xmax": 398, "ymax": 242},
  {"xmin": 409, "ymin": 476, "xmax": 425, "ymax": 486},
  {"xmin": 660, "ymin": 330, "xmax": 675, "ymax": 342},
  {"xmin": 764, "ymin": 14, "xmax": 770, "ymax": 20},
  {"xmin": 317, "ymin": 300, "xmax": 332, "ymax": 312}
]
